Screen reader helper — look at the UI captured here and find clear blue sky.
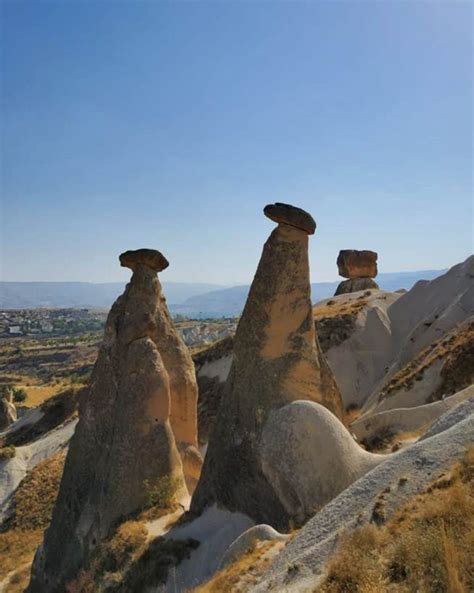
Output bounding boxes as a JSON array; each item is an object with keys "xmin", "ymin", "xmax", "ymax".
[{"xmin": 1, "ymin": 0, "xmax": 472, "ymax": 285}]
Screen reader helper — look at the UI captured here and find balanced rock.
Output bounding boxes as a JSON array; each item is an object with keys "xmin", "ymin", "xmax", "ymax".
[
  {"xmin": 191, "ymin": 204, "xmax": 343, "ymax": 528},
  {"xmin": 337, "ymin": 249, "xmax": 378, "ymax": 279},
  {"xmin": 264, "ymin": 202, "xmax": 316, "ymax": 234},
  {"xmin": 27, "ymin": 249, "xmax": 197, "ymax": 593},
  {"xmin": 335, "ymin": 277, "xmax": 379, "ymax": 295}
]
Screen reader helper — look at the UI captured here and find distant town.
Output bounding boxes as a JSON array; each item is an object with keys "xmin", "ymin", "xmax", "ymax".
[{"xmin": 0, "ymin": 308, "xmax": 237, "ymax": 347}]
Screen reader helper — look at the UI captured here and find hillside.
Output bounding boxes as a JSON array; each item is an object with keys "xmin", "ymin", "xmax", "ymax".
[{"xmin": 0, "ymin": 282, "xmax": 224, "ymax": 310}]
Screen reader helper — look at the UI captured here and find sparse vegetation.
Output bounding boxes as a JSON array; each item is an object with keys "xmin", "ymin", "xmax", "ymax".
[
  {"xmin": 0, "ymin": 445, "xmax": 16, "ymax": 460},
  {"xmin": 143, "ymin": 475, "xmax": 181, "ymax": 509},
  {"xmin": 9, "ymin": 452, "xmax": 66, "ymax": 530},
  {"xmin": 66, "ymin": 523, "xmax": 199, "ymax": 593},
  {"xmin": 191, "ymin": 540, "xmax": 279, "ymax": 593},
  {"xmin": 379, "ymin": 319, "xmax": 474, "ymax": 402},
  {"xmin": 318, "ymin": 445, "xmax": 474, "ymax": 593}
]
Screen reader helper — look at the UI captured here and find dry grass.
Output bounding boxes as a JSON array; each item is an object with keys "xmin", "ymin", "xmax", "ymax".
[
  {"xmin": 0, "ymin": 529, "xmax": 43, "ymax": 583},
  {"xmin": 2, "ymin": 562, "xmax": 33, "ymax": 593},
  {"xmin": 66, "ymin": 516, "xmax": 198, "ymax": 593},
  {"xmin": 10, "ymin": 452, "xmax": 66, "ymax": 530},
  {"xmin": 191, "ymin": 540, "xmax": 280, "ymax": 593},
  {"xmin": 313, "ymin": 296, "xmax": 369, "ymax": 321},
  {"xmin": 21, "ymin": 382, "xmax": 69, "ymax": 407},
  {"xmin": 317, "ymin": 445, "xmax": 474, "ymax": 593},
  {"xmin": 0, "ymin": 445, "xmax": 16, "ymax": 460},
  {"xmin": 0, "ymin": 452, "xmax": 66, "ymax": 591},
  {"xmin": 380, "ymin": 319, "xmax": 474, "ymax": 402}
]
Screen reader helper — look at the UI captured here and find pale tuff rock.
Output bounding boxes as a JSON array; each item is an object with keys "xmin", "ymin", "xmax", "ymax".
[
  {"xmin": 27, "ymin": 249, "xmax": 198, "ymax": 593},
  {"xmin": 0, "ymin": 395, "xmax": 16, "ymax": 431},
  {"xmin": 334, "ymin": 277, "xmax": 379, "ymax": 295},
  {"xmin": 191, "ymin": 205, "xmax": 343, "ymax": 528},
  {"xmin": 337, "ymin": 249, "xmax": 378, "ymax": 279},
  {"xmin": 260, "ymin": 401, "xmax": 383, "ymax": 524},
  {"xmin": 219, "ymin": 525, "xmax": 289, "ymax": 569}
]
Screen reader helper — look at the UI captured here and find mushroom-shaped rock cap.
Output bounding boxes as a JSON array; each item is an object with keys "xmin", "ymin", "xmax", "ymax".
[
  {"xmin": 263, "ymin": 202, "xmax": 316, "ymax": 235},
  {"xmin": 119, "ymin": 248, "xmax": 169, "ymax": 272}
]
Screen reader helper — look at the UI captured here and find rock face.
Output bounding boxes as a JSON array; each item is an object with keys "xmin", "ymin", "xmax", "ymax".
[
  {"xmin": 334, "ymin": 277, "xmax": 379, "ymax": 295},
  {"xmin": 27, "ymin": 249, "xmax": 197, "ymax": 593},
  {"xmin": 0, "ymin": 395, "xmax": 17, "ymax": 431},
  {"xmin": 337, "ymin": 249, "xmax": 378, "ymax": 279},
  {"xmin": 260, "ymin": 401, "xmax": 383, "ymax": 524},
  {"xmin": 191, "ymin": 204, "xmax": 344, "ymax": 528}
]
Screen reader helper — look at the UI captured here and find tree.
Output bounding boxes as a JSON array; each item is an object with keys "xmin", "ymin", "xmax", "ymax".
[{"xmin": 13, "ymin": 388, "xmax": 28, "ymax": 403}]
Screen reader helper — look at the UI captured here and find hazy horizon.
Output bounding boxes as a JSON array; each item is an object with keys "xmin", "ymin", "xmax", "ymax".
[{"xmin": 2, "ymin": 1, "xmax": 472, "ymax": 284}]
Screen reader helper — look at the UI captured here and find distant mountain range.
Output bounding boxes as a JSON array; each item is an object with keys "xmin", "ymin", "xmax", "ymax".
[
  {"xmin": 0, "ymin": 282, "xmax": 224, "ymax": 310},
  {"xmin": 0, "ymin": 269, "xmax": 445, "ymax": 317}
]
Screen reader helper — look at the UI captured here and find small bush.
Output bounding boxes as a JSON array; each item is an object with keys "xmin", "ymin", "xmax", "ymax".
[
  {"xmin": 143, "ymin": 475, "xmax": 181, "ymax": 509},
  {"xmin": 0, "ymin": 445, "xmax": 16, "ymax": 460},
  {"xmin": 13, "ymin": 388, "xmax": 28, "ymax": 403}
]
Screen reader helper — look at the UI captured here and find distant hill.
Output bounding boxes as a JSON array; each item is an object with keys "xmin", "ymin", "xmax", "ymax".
[
  {"xmin": 0, "ymin": 270, "xmax": 445, "ymax": 316},
  {"xmin": 0, "ymin": 281, "xmax": 224, "ymax": 310},
  {"xmin": 171, "ymin": 269, "xmax": 447, "ymax": 318}
]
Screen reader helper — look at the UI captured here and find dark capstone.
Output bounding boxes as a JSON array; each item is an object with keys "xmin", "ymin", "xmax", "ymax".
[
  {"xmin": 263, "ymin": 203, "xmax": 316, "ymax": 235},
  {"xmin": 119, "ymin": 248, "xmax": 169, "ymax": 272}
]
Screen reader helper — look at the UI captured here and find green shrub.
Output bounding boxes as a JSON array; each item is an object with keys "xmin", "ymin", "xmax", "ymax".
[
  {"xmin": 13, "ymin": 388, "xmax": 28, "ymax": 403},
  {"xmin": 143, "ymin": 475, "xmax": 181, "ymax": 509}
]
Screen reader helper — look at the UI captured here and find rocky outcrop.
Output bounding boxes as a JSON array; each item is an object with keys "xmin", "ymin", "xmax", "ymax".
[
  {"xmin": 335, "ymin": 250, "xmax": 379, "ymax": 295},
  {"xmin": 191, "ymin": 204, "xmax": 344, "ymax": 528},
  {"xmin": 334, "ymin": 277, "xmax": 379, "ymax": 295},
  {"xmin": 27, "ymin": 249, "xmax": 195, "ymax": 593},
  {"xmin": 251, "ymin": 404, "xmax": 474, "ymax": 593},
  {"xmin": 0, "ymin": 395, "xmax": 16, "ymax": 431},
  {"xmin": 260, "ymin": 401, "xmax": 383, "ymax": 524}
]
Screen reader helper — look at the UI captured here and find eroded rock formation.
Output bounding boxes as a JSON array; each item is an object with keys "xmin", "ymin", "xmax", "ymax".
[
  {"xmin": 260, "ymin": 401, "xmax": 383, "ymax": 524},
  {"xmin": 335, "ymin": 249, "xmax": 379, "ymax": 295},
  {"xmin": 191, "ymin": 204, "xmax": 344, "ymax": 528},
  {"xmin": 27, "ymin": 248, "xmax": 197, "ymax": 593},
  {"xmin": 0, "ymin": 393, "xmax": 17, "ymax": 431}
]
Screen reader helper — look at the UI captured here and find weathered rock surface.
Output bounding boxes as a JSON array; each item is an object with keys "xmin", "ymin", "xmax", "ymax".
[
  {"xmin": 219, "ymin": 524, "xmax": 289, "ymax": 569},
  {"xmin": 0, "ymin": 397, "xmax": 16, "ymax": 431},
  {"xmin": 260, "ymin": 401, "xmax": 383, "ymax": 524},
  {"xmin": 334, "ymin": 277, "xmax": 379, "ymax": 295},
  {"xmin": 119, "ymin": 247, "xmax": 169, "ymax": 272},
  {"xmin": 191, "ymin": 205, "xmax": 343, "ymax": 528},
  {"xmin": 351, "ymin": 384, "xmax": 474, "ymax": 443},
  {"xmin": 251, "ymin": 405, "xmax": 474, "ymax": 592},
  {"xmin": 27, "ymin": 250, "xmax": 194, "ymax": 593},
  {"xmin": 264, "ymin": 202, "xmax": 316, "ymax": 234},
  {"xmin": 337, "ymin": 249, "xmax": 378, "ymax": 279}
]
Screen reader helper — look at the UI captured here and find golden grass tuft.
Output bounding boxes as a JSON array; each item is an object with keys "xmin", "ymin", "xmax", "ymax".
[
  {"xmin": 191, "ymin": 540, "xmax": 279, "ymax": 593},
  {"xmin": 313, "ymin": 297, "xmax": 369, "ymax": 321},
  {"xmin": 11, "ymin": 452, "xmax": 66, "ymax": 530},
  {"xmin": 317, "ymin": 445, "xmax": 474, "ymax": 593},
  {"xmin": 0, "ymin": 445, "xmax": 16, "ymax": 460}
]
